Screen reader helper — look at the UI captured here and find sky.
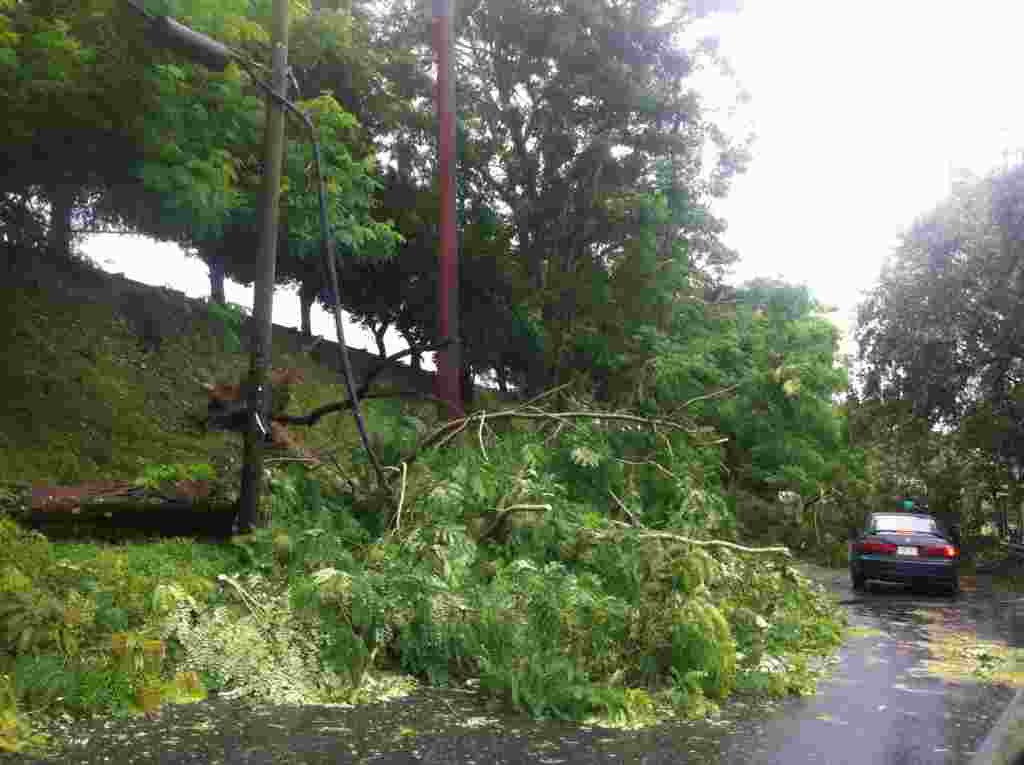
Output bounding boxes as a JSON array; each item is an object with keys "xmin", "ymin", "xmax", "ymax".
[
  {"xmin": 83, "ymin": 0, "xmax": 1024, "ymax": 359},
  {"xmin": 693, "ymin": 0, "xmax": 1024, "ymax": 341}
]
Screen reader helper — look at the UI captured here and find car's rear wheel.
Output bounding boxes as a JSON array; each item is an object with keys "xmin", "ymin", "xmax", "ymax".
[{"xmin": 947, "ymin": 576, "xmax": 960, "ymax": 597}]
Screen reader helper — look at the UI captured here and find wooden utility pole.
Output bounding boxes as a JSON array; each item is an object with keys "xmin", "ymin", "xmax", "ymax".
[
  {"xmin": 433, "ymin": 0, "xmax": 462, "ymax": 416},
  {"xmin": 237, "ymin": 0, "xmax": 289, "ymax": 533}
]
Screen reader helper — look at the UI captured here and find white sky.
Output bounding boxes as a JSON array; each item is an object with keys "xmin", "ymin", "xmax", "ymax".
[
  {"xmin": 84, "ymin": 0, "xmax": 1024, "ymax": 358},
  {"xmin": 82, "ymin": 233, "xmax": 415, "ymax": 361},
  {"xmin": 694, "ymin": 0, "xmax": 1024, "ymax": 344}
]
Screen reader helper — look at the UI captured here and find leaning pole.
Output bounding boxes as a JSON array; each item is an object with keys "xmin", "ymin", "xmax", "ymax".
[{"xmin": 237, "ymin": 0, "xmax": 288, "ymax": 532}]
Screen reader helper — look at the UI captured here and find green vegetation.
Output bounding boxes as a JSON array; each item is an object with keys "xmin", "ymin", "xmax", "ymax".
[
  {"xmin": 0, "ymin": 264, "xmax": 847, "ymax": 754},
  {"xmin": 1, "ymin": 0, "xmax": 942, "ymax": 754},
  {"xmin": 5, "ymin": 1, "xmax": 1023, "ymax": 755},
  {"xmin": 855, "ymin": 163, "xmax": 1024, "ymax": 556}
]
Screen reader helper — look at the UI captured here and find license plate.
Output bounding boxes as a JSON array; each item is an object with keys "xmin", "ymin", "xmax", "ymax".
[{"xmin": 897, "ymin": 546, "xmax": 918, "ymax": 556}]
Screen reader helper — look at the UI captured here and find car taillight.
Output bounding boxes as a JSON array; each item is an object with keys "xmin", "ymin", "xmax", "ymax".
[
  {"xmin": 923, "ymin": 544, "xmax": 957, "ymax": 558},
  {"xmin": 854, "ymin": 541, "xmax": 897, "ymax": 554}
]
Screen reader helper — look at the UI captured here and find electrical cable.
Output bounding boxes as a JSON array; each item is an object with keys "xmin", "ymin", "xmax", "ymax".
[
  {"xmin": 234, "ymin": 57, "xmax": 386, "ymax": 487},
  {"xmin": 119, "ymin": 1, "xmax": 385, "ymax": 485}
]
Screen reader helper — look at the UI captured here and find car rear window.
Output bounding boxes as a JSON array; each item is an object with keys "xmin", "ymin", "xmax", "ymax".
[{"xmin": 871, "ymin": 514, "xmax": 939, "ymax": 534}]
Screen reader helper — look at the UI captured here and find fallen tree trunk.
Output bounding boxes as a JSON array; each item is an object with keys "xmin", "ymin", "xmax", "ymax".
[{"xmin": 0, "ymin": 480, "xmax": 237, "ymax": 538}]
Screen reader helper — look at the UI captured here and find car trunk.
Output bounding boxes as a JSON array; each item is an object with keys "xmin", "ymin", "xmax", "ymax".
[{"xmin": 869, "ymin": 531, "xmax": 954, "ymax": 557}]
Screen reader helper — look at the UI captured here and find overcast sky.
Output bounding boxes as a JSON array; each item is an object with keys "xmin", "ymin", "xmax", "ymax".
[
  {"xmin": 695, "ymin": 0, "xmax": 1024, "ymax": 341},
  {"xmin": 83, "ymin": 0, "xmax": 1024, "ymax": 360}
]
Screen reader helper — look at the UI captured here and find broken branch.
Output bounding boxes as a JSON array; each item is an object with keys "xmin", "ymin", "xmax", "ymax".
[
  {"xmin": 277, "ymin": 390, "xmax": 450, "ymax": 427},
  {"xmin": 608, "ymin": 489, "xmax": 639, "ymax": 526},
  {"xmin": 275, "ymin": 338, "xmax": 454, "ymax": 429},
  {"xmin": 478, "ymin": 503, "xmax": 552, "ymax": 543},
  {"xmin": 477, "ymin": 411, "xmax": 489, "ymax": 462},
  {"xmin": 360, "ymin": 338, "xmax": 453, "ymax": 395},
  {"xmin": 422, "ymin": 409, "xmax": 696, "ymax": 452},
  {"xmin": 601, "ymin": 520, "xmax": 791, "ymax": 556},
  {"xmin": 394, "ymin": 462, "xmax": 408, "ymax": 531}
]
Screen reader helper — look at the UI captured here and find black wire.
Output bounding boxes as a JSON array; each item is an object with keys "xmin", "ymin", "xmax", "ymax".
[
  {"xmin": 115, "ymin": 1, "xmax": 386, "ymax": 484},
  {"xmin": 235, "ymin": 56, "xmax": 385, "ymax": 487}
]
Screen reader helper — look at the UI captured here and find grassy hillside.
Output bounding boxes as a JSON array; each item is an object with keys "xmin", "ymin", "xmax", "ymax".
[
  {"xmin": 0, "ymin": 264, "xmax": 393, "ymax": 484},
  {"xmin": 0, "ymin": 254, "xmax": 845, "ymax": 757}
]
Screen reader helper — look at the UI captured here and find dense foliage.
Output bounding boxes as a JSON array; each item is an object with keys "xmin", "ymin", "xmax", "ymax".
[
  {"xmin": 857, "ymin": 165, "xmax": 1024, "ymax": 537},
  {"xmin": 0, "ymin": 0, "xmax": 894, "ymax": 753},
  {"xmin": 0, "ymin": 263, "xmax": 848, "ymax": 753}
]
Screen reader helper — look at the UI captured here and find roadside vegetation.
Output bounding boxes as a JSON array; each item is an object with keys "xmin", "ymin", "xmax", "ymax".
[
  {"xmin": 7, "ymin": 0, "xmax": 1024, "ymax": 757},
  {"xmin": 0, "ymin": 257, "xmax": 848, "ymax": 755}
]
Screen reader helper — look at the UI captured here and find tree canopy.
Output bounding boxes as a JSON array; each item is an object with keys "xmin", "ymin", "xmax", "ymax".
[
  {"xmin": 2, "ymin": 0, "xmax": 889, "ymax": 544},
  {"xmin": 858, "ymin": 165, "xmax": 1024, "ymax": 477}
]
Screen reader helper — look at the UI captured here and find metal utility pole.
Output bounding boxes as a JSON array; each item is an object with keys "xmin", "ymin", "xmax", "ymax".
[
  {"xmin": 433, "ymin": 0, "xmax": 462, "ymax": 416},
  {"xmin": 237, "ymin": 0, "xmax": 289, "ymax": 533}
]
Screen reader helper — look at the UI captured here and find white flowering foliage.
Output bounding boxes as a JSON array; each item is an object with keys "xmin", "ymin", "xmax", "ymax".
[
  {"xmin": 507, "ymin": 558, "xmax": 539, "ymax": 574},
  {"xmin": 570, "ymin": 446, "xmax": 602, "ymax": 468},
  {"xmin": 756, "ymin": 654, "xmax": 790, "ymax": 675},
  {"xmin": 154, "ymin": 577, "xmax": 346, "ymax": 705},
  {"xmin": 427, "ymin": 482, "xmax": 465, "ymax": 507},
  {"xmin": 311, "ymin": 568, "xmax": 354, "ymax": 611}
]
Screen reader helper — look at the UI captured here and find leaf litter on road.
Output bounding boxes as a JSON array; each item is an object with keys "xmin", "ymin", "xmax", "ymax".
[{"xmin": 911, "ymin": 608, "xmax": 1024, "ymax": 686}]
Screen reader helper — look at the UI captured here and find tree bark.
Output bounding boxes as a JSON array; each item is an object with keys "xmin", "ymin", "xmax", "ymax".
[
  {"xmin": 1014, "ymin": 478, "xmax": 1024, "ymax": 543},
  {"xmin": 46, "ymin": 184, "xmax": 75, "ymax": 257},
  {"xmin": 400, "ymin": 331, "xmax": 422, "ymax": 370},
  {"xmin": 372, "ymin": 322, "xmax": 389, "ymax": 359},
  {"xmin": 208, "ymin": 255, "xmax": 226, "ymax": 305},
  {"xmin": 299, "ymin": 281, "xmax": 317, "ymax": 336},
  {"xmin": 462, "ymin": 362, "xmax": 475, "ymax": 407}
]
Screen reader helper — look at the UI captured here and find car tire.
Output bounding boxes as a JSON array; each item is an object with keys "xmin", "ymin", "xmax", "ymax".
[
  {"xmin": 947, "ymin": 577, "xmax": 960, "ymax": 597},
  {"xmin": 851, "ymin": 570, "xmax": 865, "ymax": 591}
]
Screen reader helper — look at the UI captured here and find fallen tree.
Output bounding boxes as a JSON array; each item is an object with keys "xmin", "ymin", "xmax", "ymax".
[{"xmin": 0, "ymin": 479, "xmax": 237, "ymax": 537}]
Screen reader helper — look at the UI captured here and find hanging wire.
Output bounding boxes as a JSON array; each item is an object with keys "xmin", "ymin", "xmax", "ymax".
[
  {"xmin": 234, "ymin": 56, "xmax": 386, "ymax": 487},
  {"xmin": 120, "ymin": 0, "xmax": 385, "ymax": 485}
]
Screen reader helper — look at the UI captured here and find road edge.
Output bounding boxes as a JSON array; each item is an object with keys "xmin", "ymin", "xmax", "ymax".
[{"xmin": 972, "ymin": 687, "xmax": 1024, "ymax": 765}]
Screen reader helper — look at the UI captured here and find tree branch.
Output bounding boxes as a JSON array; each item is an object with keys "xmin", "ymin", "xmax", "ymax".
[
  {"xmin": 478, "ymin": 504, "xmax": 552, "ymax": 543},
  {"xmin": 608, "ymin": 489, "xmax": 639, "ymax": 526},
  {"xmin": 275, "ymin": 390, "xmax": 449, "ymax": 427},
  {"xmin": 273, "ymin": 338, "xmax": 455, "ymax": 427},
  {"xmin": 681, "ymin": 384, "xmax": 740, "ymax": 409},
  {"xmin": 421, "ymin": 409, "xmax": 698, "ymax": 452},
  {"xmin": 360, "ymin": 337, "xmax": 454, "ymax": 393},
  {"xmin": 598, "ymin": 522, "xmax": 791, "ymax": 556}
]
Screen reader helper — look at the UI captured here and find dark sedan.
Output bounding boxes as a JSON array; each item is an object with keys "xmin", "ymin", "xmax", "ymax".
[{"xmin": 849, "ymin": 512, "xmax": 960, "ymax": 595}]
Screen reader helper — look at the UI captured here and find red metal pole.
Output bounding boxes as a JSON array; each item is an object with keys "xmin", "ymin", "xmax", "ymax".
[{"xmin": 433, "ymin": 0, "xmax": 462, "ymax": 416}]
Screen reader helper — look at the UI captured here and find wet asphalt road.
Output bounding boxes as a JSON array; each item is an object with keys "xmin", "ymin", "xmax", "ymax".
[
  {"xmin": 709, "ymin": 568, "xmax": 1023, "ymax": 765},
  {"xmin": 11, "ymin": 567, "xmax": 1024, "ymax": 765}
]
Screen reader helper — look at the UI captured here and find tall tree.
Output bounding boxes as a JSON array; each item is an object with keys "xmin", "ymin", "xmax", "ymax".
[
  {"xmin": 1, "ymin": 0, "xmax": 273, "ymax": 257},
  {"xmin": 378, "ymin": 0, "xmax": 749, "ymax": 392},
  {"xmin": 858, "ymin": 165, "xmax": 1024, "ymax": 484},
  {"xmin": 1, "ymin": 0, "xmax": 155, "ymax": 254},
  {"xmin": 84, "ymin": 4, "xmax": 400, "ymax": 320},
  {"xmin": 669, "ymin": 279, "xmax": 848, "ymax": 501}
]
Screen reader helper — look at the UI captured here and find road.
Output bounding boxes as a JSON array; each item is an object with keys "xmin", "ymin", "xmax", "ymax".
[
  {"xmin": 15, "ymin": 568, "xmax": 1024, "ymax": 764},
  {"xmin": 710, "ymin": 568, "xmax": 1024, "ymax": 765}
]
